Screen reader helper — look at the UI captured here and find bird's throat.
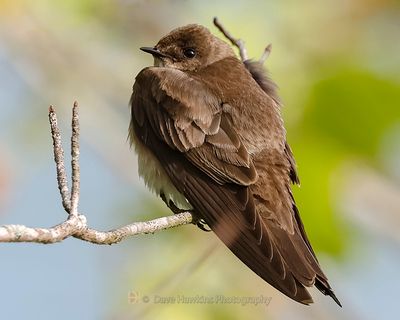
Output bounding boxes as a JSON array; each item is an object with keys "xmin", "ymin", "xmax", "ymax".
[{"xmin": 153, "ymin": 57, "xmax": 165, "ymax": 67}]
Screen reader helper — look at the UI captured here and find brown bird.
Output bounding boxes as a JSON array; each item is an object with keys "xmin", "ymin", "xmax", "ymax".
[{"xmin": 129, "ymin": 23, "xmax": 341, "ymax": 306}]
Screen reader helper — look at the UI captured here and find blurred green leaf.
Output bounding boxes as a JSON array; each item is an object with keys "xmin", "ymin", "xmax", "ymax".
[
  {"xmin": 303, "ymin": 68, "xmax": 400, "ymax": 157},
  {"xmin": 290, "ymin": 134, "xmax": 347, "ymax": 256}
]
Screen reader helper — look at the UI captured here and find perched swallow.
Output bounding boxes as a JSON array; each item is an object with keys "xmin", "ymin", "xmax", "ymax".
[{"xmin": 129, "ymin": 24, "xmax": 341, "ymax": 306}]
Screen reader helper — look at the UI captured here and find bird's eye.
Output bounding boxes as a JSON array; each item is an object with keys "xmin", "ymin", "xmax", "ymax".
[{"xmin": 183, "ymin": 48, "xmax": 196, "ymax": 58}]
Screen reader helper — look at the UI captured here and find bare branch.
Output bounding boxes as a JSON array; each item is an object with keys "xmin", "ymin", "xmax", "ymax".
[
  {"xmin": 0, "ymin": 211, "xmax": 193, "ymax": 244},
  {"xmin": 213, "ymin": 17, "xmax": 248, "ymax": 61},
  {"xmin": 259, "ymin": 43, "xmax": 272, "ymax": 64},
  {"xmin": 70, "ymin": 101, "xmax": 80, "ymax": 216},
  {"xmin": 214, "ymin": 17, "xmax": 272, "ymax": 65},
  {"xmin": 0, "ymin": 215, "xmax": 85, "ymax": 243},
  {"xmin": 73, "ymin": 211, "xmax": 193, "ymax": 245},
  {"xmin": 49, "ymin": 105, "xmax": 71, "ymax": 212},
  {"xmin": 0, "ymin": 103, "xmax": 193, "ymax": 244}
]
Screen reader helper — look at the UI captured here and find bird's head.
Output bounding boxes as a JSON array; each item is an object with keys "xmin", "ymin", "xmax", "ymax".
[{"xmin": 140, "ymin": 24, "xmax": 235, "ymax": 72}]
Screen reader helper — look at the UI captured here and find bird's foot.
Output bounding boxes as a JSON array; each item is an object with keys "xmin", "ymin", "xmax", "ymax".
[
  {"xmin": 195, "ymin": 218, "xmax": 212, "ymax": 232},
  {"xmin": 160, "ymin": 193, "xmax": 186, "ymax": 214},
  {"xmin": 160, "ymin": 193, "xmax": 211, "ymax": 232}
]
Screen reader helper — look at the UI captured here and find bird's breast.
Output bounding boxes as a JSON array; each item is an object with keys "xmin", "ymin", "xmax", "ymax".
[{"xmin": 130, "ymin": 132, "xmax": 192, "ymax": 210}]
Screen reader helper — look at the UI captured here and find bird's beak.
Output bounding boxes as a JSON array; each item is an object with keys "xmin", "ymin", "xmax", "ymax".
[{"xmin": 140, "ymin": 47, "xmax": 169, "ymax": 59}]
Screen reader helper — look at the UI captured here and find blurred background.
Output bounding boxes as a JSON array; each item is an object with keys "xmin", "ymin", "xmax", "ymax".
[{"xmin": 0, "ymin": 0, "xmax": 399, "ymax": 319}]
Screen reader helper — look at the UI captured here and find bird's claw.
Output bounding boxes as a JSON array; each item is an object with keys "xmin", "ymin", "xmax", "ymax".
[{"xmin": 196, "ymin": 219, "xmax": 212, "ymax": 232}]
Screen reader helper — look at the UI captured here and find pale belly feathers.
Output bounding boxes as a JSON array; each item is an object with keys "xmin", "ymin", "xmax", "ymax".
[{"xmin": 131, "ymin": 133, "xmax": 193, "ymax": 211}]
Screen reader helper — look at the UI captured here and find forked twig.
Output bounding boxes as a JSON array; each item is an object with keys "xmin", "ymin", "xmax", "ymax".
[
  {"xmin": 213, "ymin": 17, "xmax": 272, "ymax": 64},
  {"xmin": 213, "ymin": 17, "xmax": 248, "ymax": 61},
  {"xmin": 49, "ymin": 105, "xmax": 71, "ymax": 212},
  {"xmin": 0, "ymin": 103, "xmax": 193, "ymax": 244}
]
